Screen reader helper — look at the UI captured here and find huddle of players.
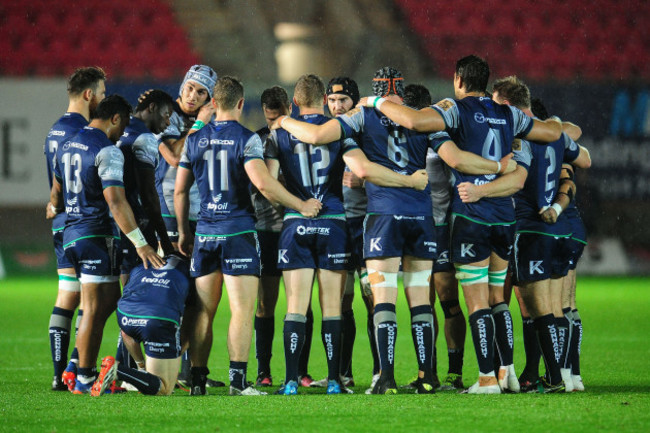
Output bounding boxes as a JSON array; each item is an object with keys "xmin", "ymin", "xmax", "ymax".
[{"xmin": 45, "ymin": 53, "xmax": 589, "ymax": 397}]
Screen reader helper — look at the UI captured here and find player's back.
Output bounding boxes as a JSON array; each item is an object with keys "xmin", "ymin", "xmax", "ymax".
[
  {"xmin": 54, "ymin": 126, "xmax": 123, "ymax": 243},
  {"xmin": 339, "ymin": 106, "xmax": 432, "ymax": 216},
  {"xmin": 118, "ymin": 255, "xmax": 190, "ymax": 324},
  {"xmin": 45, "ymin": 112, "xmax": 89, "ymax": 231},
  {"xmin": 181, "ymin": 120, "xmax": 260, "ymax": 233},
  {"xmin": 514, "ymin": 133, "xmax": 580, "ymax": 235},
  {"xmin": 433, "ymin": 96, "xmax": 532, "ymax": 223},
  {"xmin": 117, "ymin": 117, "xmax": 159, "ymax": 222},
  {"xmin": 269, "ymin": 113, "xmax": 351, "ymax": 217}
]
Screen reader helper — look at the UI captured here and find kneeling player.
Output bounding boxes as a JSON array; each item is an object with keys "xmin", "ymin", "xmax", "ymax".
[{"xmin": 91, "ymin": 254, "xmax": 190, "ymax": 396}]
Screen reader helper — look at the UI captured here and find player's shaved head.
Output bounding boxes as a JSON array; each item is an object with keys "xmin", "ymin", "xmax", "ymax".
[
  {"xmin": 213, "ymin": 76, "xmax": 244, "ymax": 111},
  {"xmin": 294, "ymin": 74, "xmax": 325, "ymax": 108},
  {"xmin": 492, "ymin": 76, "xmax": 531, "ymax": 110}
]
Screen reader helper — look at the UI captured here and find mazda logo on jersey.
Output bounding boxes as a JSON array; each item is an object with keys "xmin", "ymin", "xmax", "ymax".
[{"xmin": 198, "ymin": 138, "xmax": 209, "ymax": 148}]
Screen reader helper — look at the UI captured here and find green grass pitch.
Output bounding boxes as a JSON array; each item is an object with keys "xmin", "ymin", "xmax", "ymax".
[{"xmin": 1, "ymin": 275, "xmax": 649, "ymax": 432}]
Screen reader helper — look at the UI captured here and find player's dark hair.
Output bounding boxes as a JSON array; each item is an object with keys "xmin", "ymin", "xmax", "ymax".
[
  {"xmin": 261, "ymin": 86, "xmax": 290, "ymax": 111},
  {"xmin": 492, "ymin": 76, "xmax": 531, "ymax": 109},
  {"xmin": 294, "ymin": 74, "xmax": 325, "ymax": 107},
  {"xmin": 67, "ymin": 66, "xmax": 106, "ymax": 96},
  {"xmin": 455, "ymin": 55, "xmax": 490, "ymax": 93},
  {"xmin": 213, "ymin": 76, "xmax": 244, "ymax": 111},
  {"xmin": 93, "ymin": 94, "xmax": 132, "ymax": 121},
  {"xmin": 530, "ymin": 97, "xmax": 549, "ymax": 120},
  {"xmin": 403, "ymin": 84, "xmax": 432, "ymax": 109},
  {"xmin": 373, "ymin": 67, "xmax": 404, "ymax": 98},
  {"xmin": 135, "ymin": 89, "xmax": 174, "ymax": 113},
  {"xmin": 326, "ymin": 77, "xmax": 360, "ymax": 106}
]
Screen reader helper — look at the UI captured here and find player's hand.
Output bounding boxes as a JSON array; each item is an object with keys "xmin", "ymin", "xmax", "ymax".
[
  {"xmin": 409, "ymin": 169, "xmax": 429, "ymax": 190},
  {"xmin": 499, "ymin": 153, "xmax": 517, "ymax": 174},
  {"xmin": 539, "ymin": 206, "xmax": 558, "ymax": 224},
  {"xmin": 138, "ymin": 89, "xmax": 155, "ymax": 104},
  {"xmin": 136, "ymin": 245, "xmax": 165, "ymax": 269},
  {"xmin": 178, "ymin": 232, "xmax": 194, "ymax": 258},
  {"xmin": 197, "ymin": 102, "xmax": 216, "ymax": 124},
  {"xmin": 298, "ymin": 198, "xmax": 322, "ymax": 218},
  {"xmin": 45, "ymin": 201, "xmax": 59, "ymax": 219},
  {"xmin": 457, "ymin": 182, "xmax": 483, "ymax": 203},
  {"xmin": 270, "ymin": 115, "xmax": 288, "ymax": 130},
  {"xmin": 343, "ymin": 171, "xmax": 364, "ymax": 189}
]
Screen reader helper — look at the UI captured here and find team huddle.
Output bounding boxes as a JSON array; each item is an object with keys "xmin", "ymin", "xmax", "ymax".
[{"xmin": 44, "ymin": 54, "xmax": 590, "ymax": 397}]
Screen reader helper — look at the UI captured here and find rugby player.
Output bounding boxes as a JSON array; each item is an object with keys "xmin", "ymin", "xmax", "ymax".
[
  {"xmin": 49, "ymin": 95, "xmax": 164, "ymax": 394},
  {"xmin": 274, "ymin": 66, "xmax": 514, "ymax": 394},
  {"xmin": 174, "ymin": 76, "xmax": 322, "ymax": 396},
  {"xmin": 252, "ymin": 86, "xmax": 291, "ymax": 387},
  {"xmin": 91, "ymin": 253, "xmax": 192, "ymax": 396},
  {"xmin": 44, "ymin": 66, "xmax": 106, "ymax": 391},
  {"xmin": 267, "ymin": 74, "xmax": 428, "ymax": 395}
]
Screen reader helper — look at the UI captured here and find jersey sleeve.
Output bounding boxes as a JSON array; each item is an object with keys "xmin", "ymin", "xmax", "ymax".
[
  {"xmin": 341, "ymin": 136, "xmax": 360, "ymax": 154},
  {"xmin": 53, "ymin": 153, "xmax": 62, "ymax": 182},
  {"xmin": 133, "ymin": 133, "xmax": 159, "ymax": 169},
  {"xmin": 431, "ymin": 98, "xmax": 459, "ymax": 131},
  {"xmin": 561, "ymin": 133, "xmax": 580, "ymax": 163},
  {"xmin": 509, "ymin": 106, "xmax": 534, "ymax": 138},
  {"xmin": 264, "ymin": 130, "xmax": 280, "ymax": 159},
  {"xmin": 160, "ymin": 112, "xmax": 184, "ymax": 141},
  {"xmin": 428, "ymin": 131, "xmax": 452, "ymax": 152},
  {"xmin": 512, "ymin": 139, "xmax": 532, "ymax": 171},
  {"xmin": 337, "ymin": 107, "xmax": 364, "ymax": 139},
  {"xmin": 96, "ymin": 146, "xmax": 125, "ymax": 188},
  {"xmin": 244, "ymin": 133, "xmax": 264, "ymax": 162}
]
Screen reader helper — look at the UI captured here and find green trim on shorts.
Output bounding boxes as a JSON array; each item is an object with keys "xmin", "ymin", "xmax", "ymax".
[
  {"xmin": 452, "ymin": 213, "xmax": 515, "ymax": 226},
  {"xmin": 283, "ymin": 213, "xmax": 346, "ymax": 220},
  {"xmin": 195, "ymin": 230, "xmax": 256, "ymax": 238},
  {"xmin": 516, "ymin": 230, "xmax": 572, "ymax": 238},
  {"xmin": 52, "ymin": 227, "xmax": 64, "ymax": 233},
  {"xmin": 117, "ymin": 308, "xmax": 179, "ymax": 326},
  {"xmin": 571, "ymin": 237, "xmax": 588, "ymax": 245},
  {"xmin": 63, "ymin": 234, "xmax": 119, "ymax": 248}
]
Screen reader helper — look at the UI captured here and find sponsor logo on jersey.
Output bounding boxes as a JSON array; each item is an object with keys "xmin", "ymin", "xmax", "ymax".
[
  {"xmin": 152, "ymin": 271, "xmax": 168, "ymax": 278},
  {"xmin": 48, "ymin": 130, "xmax": 65, "ymax": 137},
  {"xmin": 121, "ymin": 316, "xmax": 148, "ymax": 327},
  {"xmin": 210, "ymin": 139, "xmax": 234, "ymax": 146},
  {"xmin": 141, "ymin": 276, "xmax": 171, "ymax": 285},
  {"xmin": 474, "ymin": 113, "xmax": 506, "ymax": 125},
  {"xmin": 545, "ymin": 193, "xmax": 554, "ymax": 204},
  {"xmin": 62, "ymin": 142, "xmax": 89, "ymax": 151},
  {"xmin": 198, "ymin": 138, "xmax": 209, "ymax": 148},
  {"xmin": 207, "ymin": 194, "xmax": 228, "ymax": 212}
]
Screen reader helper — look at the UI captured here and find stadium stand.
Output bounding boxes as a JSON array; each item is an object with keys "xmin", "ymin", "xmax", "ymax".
[
  {"xmin": 0, "ymin": 0, "xmax": 200, "ymax": 79},
  {"xmin": 395, "ymin": 0, "xmax": 650, "ymax": 81}
]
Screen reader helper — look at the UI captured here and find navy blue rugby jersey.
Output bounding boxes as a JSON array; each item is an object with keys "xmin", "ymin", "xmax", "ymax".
[
  {"xmin": 44, "ymin": 112, "xmax": 88, "ymax": 232},
  {"xmin": 432, "ymin": 96, "xmax": 533, "ymax": 224},
  {"xmin": 267, "ymin": 113, "xmax": 357, "ymax": 217},
  {"xmin": 116, "ymin": 117, "xmax": 159, "ymax": 223},
  {"xmin": 118, "ymin": 255, "xmax": 190, "ymax": 325},
  {"xmin": 338, "ymin": 106, "xmax": 446, "ymax": 216},
  {"xmin": 53, "ymin": 126, "xmax": 123, "ymax": 244},
  {"xmin": 514, "ymin": 133, "xmax": 580, "ymax": 236},
  {"xmin": 179, "ymin": 120, "xmax": 263, "ymax": 234},
  {"xmin": 156, "ymin": 101, "xmax": 200, "ymax": 221}
]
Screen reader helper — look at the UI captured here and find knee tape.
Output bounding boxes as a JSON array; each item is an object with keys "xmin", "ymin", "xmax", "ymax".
[
  {"xmin": 440, "ymin": 299, "xmax": 462, "ymax": 319},
  {"xmin": 403, "ymin": 269, "xmax": 432, "ymax": 288},
  {"xmin": 366, "ymin": 268, "xmax": 398, "ymax": 289},
  {"xmin": 455, "ymin": 264, "xmax": 488, "ymax": 286},
  {"xmin": 59, "ymin": 274, "xmax": 81, "ymax": 292},
  {"xmin": 488, "ymin": 268, "xmax": 508, "ymax": 287},
  {"xmin": 359, "ymin": 270, "xmax": 372, "ymax": 297}
]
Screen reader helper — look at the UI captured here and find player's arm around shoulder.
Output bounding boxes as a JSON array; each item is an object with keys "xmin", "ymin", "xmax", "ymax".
[
  {"xmin": 271, "ymin": 115, "xmax": 341, "ymax": 145},
  {"xmin": 457, "ymin": 165, "xmax": 528, "ymax": 203},
  {"xmin": 342, "ymin": 148, "xmax": 428, "ymax": 190}
]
